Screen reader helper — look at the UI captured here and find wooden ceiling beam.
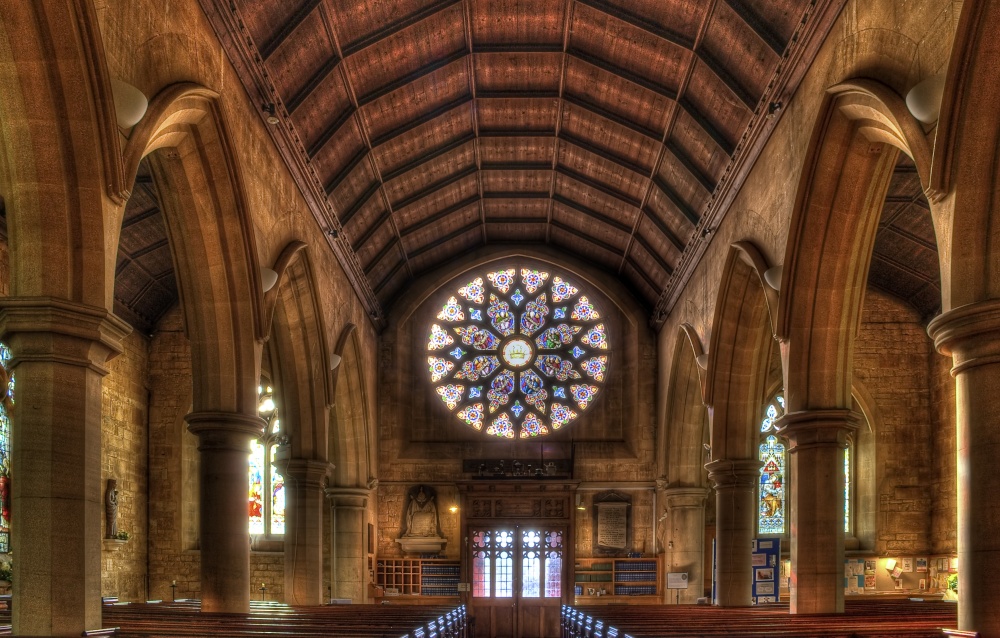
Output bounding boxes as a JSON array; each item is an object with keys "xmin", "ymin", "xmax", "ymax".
[
  {"xmin": 307, "ymin": 107, "xmax": 355, "ymax": 159},
  {"xmin": 482, "ymin": 191, "xmax": 551, "ymax": 199},
  {"xmin": 695, "ymin": 51, "xmax": 757, "ymax": 109},
  {"xmin": 380, "ymin": 134, "xmax": 476, "ymax": 182},
  {"xmin": 652, "ymin": 175, "xmax": 701, "ymax": 226},
  {"xmin": 287, "ymin": 55, "xmax": 342, "ymax": 114},
  {"xmin": 408, "ymin": 220, "xmax": 482, "ymax": 259},
  {"xmin": 369, "ymin": 96, "xmax": 471, "ymax": 148},
  {"xmin": 632, "ymin": 232, "xmax": 675, "ymax": 276},
  {"xmin": 555, "ymin": 165, "xmax": 642, "ymax": 208},
  {"xmin": 472, "ymin": 43, "xmax": 564, "ymax": 53},
  {"xmin": 324, "ymin": 147, "xmax": 368, "ymax": 196},
  {"xmin": 677, "ymin": 99, "xmax": 736, "ymax": 156},
  {"xmin": 392, "ymin": 165, "xmax": 478, "ymax": 212},
  {"xmin": 350, "ymin": 210, "xmax": 392, "ymax": 252},
  {"xmin": 259, "ymin": 0, "xmax": 323, "ymax": 60},
  {"xmin": 871, "ymin": 252, "xmax": 940, "ymax": 286},
  {"xmin": 341, "ymin": 0, "xmax": 462, "ymax": 57},
  {"xmin": 363, "ymin": 238, "xmax": 403, "ymax": 275},
  {"xmin": 569, "ymin": 48, "xmax": 678, "ymax": 101},
  {"xmin": 575, "ymin": 0, "xmax": 693, "ymax": 49},
  {"xmin": 623, "ymin": 254, "xmax": 664, "ymax": 295},
  {"xmin": 664, "ymin": 140, "xmax": 716, "ymax": 194},
  {"xmin": 562, "ymin": 92, "xmax": 663, "ymax": 141},
  {"xmin": 549, "ymin": 219, "xmax": 625, "ymax": 258},
  {"xmin": 723, "ymin": 0, "xmax": 785, "ymax": 54},
  {"xmin": 552, "ymin": 194, "xmax": 632, "ymax": 234},
  {"xmin": 399, "ymin": 195, "xmax": 479, "ymax": 237},
  {"xmin": 339, "ymin": 181, "xmax": 381, "ymax": 229},
  {"xmin": 372, "ymin": 259, "xmax": 407, "ymax": 295},
  {"xmin": 880, "ymin": 224, "xmax": 939, "ymax": 253},
  {"xmin": 639, "ymin": 206, "xmax": 687, "ymax": 252},
  {"xmin": 484, "ymin": 216, "xmax": 550, "ymax": 224},
  {"xmin": 357, "ymin": 49, "xmax": 467, "ymax": 107}
]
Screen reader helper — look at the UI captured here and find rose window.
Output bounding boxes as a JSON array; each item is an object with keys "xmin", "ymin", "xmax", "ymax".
[{"xmin": 426, "ymin": 266, "xmax": 609, "ymax": 438}]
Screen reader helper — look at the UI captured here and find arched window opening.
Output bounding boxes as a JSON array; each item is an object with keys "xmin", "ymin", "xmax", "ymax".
[
  {"xmin": 757, "ymin": 393, "xmax": 853, "ymax": 536},
  {"xmin": 0, "ymin": 343, "xmax": 13, "ymax": 553},
  {"xmin": 249, "ymin": 382, "xmax": 285, "ymax": 537}
]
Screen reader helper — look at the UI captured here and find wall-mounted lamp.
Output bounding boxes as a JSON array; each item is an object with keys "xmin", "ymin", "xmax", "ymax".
[
  {"xmin": 329, "ymin": 353, "xmax": 343, "ymax": 370},
  {"xmin": 111, "ymin": 78, "xmax": 148, "ymax": 128},
  {"xmin": 905, "ymin": 73, "xmax": 946, "ymax": 125},
  {"xmin": 261, "ymin": 267, "xmax": 279, "ymax": 293},
  {"xmin": 262, "ymin": 103, "xmax": 280, "ymax": 125},
  {"xmin": 695, "ymin": 353, "xmax": 709, "ymax": 369},
  {"xmin": 885, "ymin": 558, "xmax": 897, "ymax": 572},
  {"xmin": 576, "ymin": 494, "xmax": 586, "ymax": 511},
  {"xmin": 763, "ymin": 265, "xmax": 783, "ymax": 291},
  {"xmin": 449, "ymin": 504, "xmax": 459, "ymax": 514}
]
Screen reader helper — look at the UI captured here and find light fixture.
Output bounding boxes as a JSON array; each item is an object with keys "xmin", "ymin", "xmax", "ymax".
[
  {"xmin": 262, "ymin": 103, "xmax": 280, "ymax": 125},
  {"xmin": 448, "ymin": 504, "xmax": 459, "ymax": 514},
  {"xmin": 110, "ymin": 78, "xmax": 148, "ymax": 128},
  {"xmin": 576, "ymin": 494, "xmax": 586, "ymax": 511},
  {"xmin": 767, "ymin": 101, "xmax": 783, "ymax": 118},
  {"xmin": 885, "ymin": 558, "xmax": 897, "ymax": 571},
  {"xmin": 905, "ymin": 73, "xmax": 946, "ymax": 125},
  {"xmin": 763, "ymin": 265, "xmax": 783, "ymax": 291},
  {"xmin": 329, "ymin": 353, "xmax": 342, "ymax": 370},
  {"xmin": 695, "ymin": 353, "xmax": 709, "ymax": 369},
  {"xmin": 261, "ymin": 267, "xmax": 278, "ymax": 293}
]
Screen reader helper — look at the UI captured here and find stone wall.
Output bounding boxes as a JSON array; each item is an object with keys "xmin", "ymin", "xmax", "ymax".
[
  {"xmin": 929, "ymin": 347, "xmax": 957, "ymax": 554},
  {"xmin": 101, "ymin": 330, "xmax": 151, "ymax": 601},
  {"xmin": 853, "ymin": 289, "xmax": 936, "ymax": 555}
]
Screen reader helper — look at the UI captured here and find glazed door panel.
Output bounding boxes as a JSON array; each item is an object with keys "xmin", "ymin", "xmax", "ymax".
[{"xmin": 470, "ymin": 526, "xmax": 564, "ymax": 638}]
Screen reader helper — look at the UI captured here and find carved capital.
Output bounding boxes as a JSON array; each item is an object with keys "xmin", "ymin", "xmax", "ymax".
[
  {"xmin": 325, "ymin": 486, "xmax": 371, "ymax": 509},
  {"xmin": 661, "ymin": 486, "xmax": 710, "ymax": 510},
  {"xmin": 775, "ymin": 408, "xmax": 858, "ymax": 453},
  {"xmin": 186, "ymin": 411, "xmax": 265, "ymax": 451},
  {"xmin": 928, "ymin": 299, "xmax": 1000, "ymax": 375},
  {"xmin": 282, "ymin": 459, "xmax": 334, "ymax": 488},
  {"xmin": 706, "ymin": 458, "xmax": 761, "ymax": 491}
]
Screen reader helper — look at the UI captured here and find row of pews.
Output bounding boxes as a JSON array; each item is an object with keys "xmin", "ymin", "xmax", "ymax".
[
  {"xmin": 563, "ymin": 599, "xmax": 963, "ymax": 638},
  {"xmin": 0, "ymin": 600, "xmax": 467, "ymax": 638}
]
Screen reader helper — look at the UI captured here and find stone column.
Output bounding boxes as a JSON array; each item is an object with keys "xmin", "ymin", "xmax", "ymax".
[
  {"xmin": 281, "ymin": 459, "xmax": 332, "ymax": 605},
  {"xmin": 660, "ymin": 485, "xmax": 709, "ymax": 604},
  {"xmin": 0, "ymin": 299, "xmax": 129, "ymax": 635},
  {"xmin": 706, "ymin": 459, "xmax": 760, "ymax": 607},
  {"xmin": 325, "ymin": 487, "xmax": 371, "ymax": 603},
  {"xmin": 186, "ymin": 411, "xmax": 264, "ymax": 613},
  {"xmin": 777, "ymin": 409, "xmax": 857, "ymax": 614},
  {"xmin": 929, "ymin": 301, "xmax": 1000, "ymax": 636}
]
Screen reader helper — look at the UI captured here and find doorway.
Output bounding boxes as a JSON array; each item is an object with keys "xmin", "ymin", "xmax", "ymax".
[{"xmin": 469, "ymin": 526, "xmax": 564, "ymax": 638}]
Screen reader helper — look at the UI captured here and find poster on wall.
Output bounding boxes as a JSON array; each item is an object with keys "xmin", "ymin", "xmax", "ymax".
[{"xmin": 752, "ymin": 538, "xmax": 780, "ymax": 603}]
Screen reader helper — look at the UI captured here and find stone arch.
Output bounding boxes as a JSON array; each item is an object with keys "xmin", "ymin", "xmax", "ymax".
[
  {"xmin": 123, "ymin": 83, "xmax": 266, "ymax": 415},
  {"xmin": 660, "ymin": 323, "xmax": 709, "ymax": 487},
  {"xmin": 776, "ymin": 79, "xmax": 934, "ymax": 413},
  {"xmin": 330, "ymin": 325, "xmax": 372, "ymax": 488},
  {"xmin": 704, "ymin": 242, "xmax": 777, "ymax": 461}
]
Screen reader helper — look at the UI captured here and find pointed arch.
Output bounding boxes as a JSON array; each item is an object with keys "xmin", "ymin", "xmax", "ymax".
[
  {"xmin": 330, "ymin": 324, "xmax": 373, "ymax": 488},
  {"xmin": 659, "ymin": 323, "xmax": 709, "ymax": 487},
  {"xmin": 705, "ymin": 242, "xmax": 777, "ymax": 461},
  {"xmin": 776, "ymin": 79, "xmax": 936, "ymax": 413}
]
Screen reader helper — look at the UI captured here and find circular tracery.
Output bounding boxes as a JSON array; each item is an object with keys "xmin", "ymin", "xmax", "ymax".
[{"xmin": 426, "ymin": 265, "xmax": 609, "ymax": 439}]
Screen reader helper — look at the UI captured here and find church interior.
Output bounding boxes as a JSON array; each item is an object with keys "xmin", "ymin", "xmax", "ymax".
[{"xmin": 2, "ymin": 0, "xmax": 999, "ymax": 636}]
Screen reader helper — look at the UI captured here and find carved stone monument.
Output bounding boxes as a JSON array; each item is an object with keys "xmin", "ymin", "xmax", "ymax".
[
  {"xmin": 105, "ymin": 479, "xmax": 118, "ymax": 539},
  {"xmin": 396, "ymin": 485, "xmax": 446, "ymax": 555}
]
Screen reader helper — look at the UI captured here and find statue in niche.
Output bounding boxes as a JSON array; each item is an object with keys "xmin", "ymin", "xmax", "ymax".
[
  {"xmin": 396, "ymin": 485, "xmax": 446, "ymax": 555},
  {"xmin": 105, "ymin": 479, "xmax": 118, "ymax": 539},
  {"xmin": 404, "ymin": 487, "xmax": 438, "ymax": 538}
]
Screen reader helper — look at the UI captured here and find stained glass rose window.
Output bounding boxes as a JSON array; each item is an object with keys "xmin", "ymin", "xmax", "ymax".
[{"xmin": 427, "ymin": 266, "xmax": 609, "ymax": 438}]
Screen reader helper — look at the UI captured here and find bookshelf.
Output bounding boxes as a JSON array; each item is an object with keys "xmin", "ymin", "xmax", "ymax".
[
  {"xmin": 574, "ymin": 556, "xmax": 661, "ymax": 602},
  {"xmin": 375, "ymin": 558, "xmax": 460, "ymax": 597}
]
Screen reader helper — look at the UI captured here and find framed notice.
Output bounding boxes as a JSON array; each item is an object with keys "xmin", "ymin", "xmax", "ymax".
[
  {"xmin": 751, "ymin": 537, "xmax": 780, "ymax": 603},
  {"xmin": 667, "ymin": 572, "xmax": 689, "ymax": 589},
  {"xmin": 593, "ymin": 492, "xmax": 631, "ymax": 555}
]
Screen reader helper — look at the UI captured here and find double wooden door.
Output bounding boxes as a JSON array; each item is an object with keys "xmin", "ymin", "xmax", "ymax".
[{"xmin": 469, "ymin": 525, "xmax": 564, "ymax": 638}]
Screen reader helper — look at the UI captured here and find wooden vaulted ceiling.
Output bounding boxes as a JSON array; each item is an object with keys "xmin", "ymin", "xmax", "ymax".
[{"xmin": 199, "ymin": 0, "xmax": 846, "ymax": 327}]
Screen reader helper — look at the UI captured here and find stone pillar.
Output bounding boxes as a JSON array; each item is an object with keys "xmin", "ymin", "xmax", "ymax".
[
  {"xmin": 929, "ymin": 301, "xmax": 1000, "ymax": 636},
  {"xmin": 282, "ymin": 459, "xmax": 332, "ymax": 605},
  {"xmin": 325, "ymin": 487, "xmax": 371, "ymax": 603},
  {"xmin": 0, "ymin": 299, "xmax": 129, "ymax": 635},
  {"xmin": 777, "ymin": 409, "xmax": 857, "ymax": 614},
  {"xmin": 707, "ymin": 459, "xmax": 760, "ymax": 607},
  {"xmin": 660, "ymin": 485, "xmax": 709, "ymax": 604},
  {"xmin": 186, "ymin": 411, "xmax": 264, "ymax": 613}
]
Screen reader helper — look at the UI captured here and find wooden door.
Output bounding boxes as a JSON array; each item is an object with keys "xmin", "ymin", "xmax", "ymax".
[{"xmin": 470, "ymin": 526, "xmax": 565, "ymax": 638}]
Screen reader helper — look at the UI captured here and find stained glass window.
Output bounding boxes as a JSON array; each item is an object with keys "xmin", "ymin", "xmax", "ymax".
[
  {"xmin": 249, "ymin": 382, "xmax": 285, "ymax": 537},
  {"xmin": 428, "ymin": 265, "xmax": 610, "ymax": 438},
  {"xmin": 0, "ymin": 343, "xmax": 14, "ymax": 553},
  {"xmin": 758, "ymin": 392, "xmax": 853, "ymax": 536}
]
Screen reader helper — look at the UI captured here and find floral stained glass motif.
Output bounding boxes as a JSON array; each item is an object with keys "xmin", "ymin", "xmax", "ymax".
[
  {"xmin": 581, "ymin": 324, "xmax": 608, "ymax": 349},
  {"xmin": 0, "ymin": 342, "xmax": 13, "ymax": 552},
  {"xmin": 521, "ymin": 268, "xmax": 549, "ymax": 293},
  {"xmin": 249, "ymin": 439, "xmax": 265, "ymax": 535},
  {"xmin": 427, "ymin": 265, "xmax": 609, "ymax": 438},
  {"xmin": 250, "ymin": 382, "xmax": 284, "ymax": 537},
  {"xmin": 428, "ymin": 324, "xmax": 454, "ymax": 350},
  {"xmin": 551, "ymin": 277, "xmax": 578, "ymax": 302},
  {"xmin": 571, "ymin": 296, "xmax": 600, "ymax": 321},
  {"xmin": 759, "ymin": 434, "xmax": 785, "ymax": 535},
  {"xmin": 488, "ymin": 413, "xmax": 515, "ymax": 438},
  {"xmin": 488, "ymin": 269, "xmax": 515, "ymax": 292},
  {"xmin": 437, "ymin": 384, "xmax": 465, "ymax": 410},
  {"xmin": 459, "ymin": 277, "xmax": 486, "ymax": 303},
  {"xmin": 429, "ymin": 357, "xmax": 455, "ymax": 382},
  {"xmin": 269, "ymin": 445, "xmax": 285, "ymax": 535},
  {"xmin": 437, "ymin": 296, "xmax": 465, "ymax": 322},
  {"xmin": 570, "ymin": 384, "xmax": 599, "ymax": 409}
]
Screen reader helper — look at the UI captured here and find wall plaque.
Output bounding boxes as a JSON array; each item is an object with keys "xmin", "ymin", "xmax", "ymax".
[{"xmin": 593, "ymin": 491, "xmax": 632, "ymax": 555}]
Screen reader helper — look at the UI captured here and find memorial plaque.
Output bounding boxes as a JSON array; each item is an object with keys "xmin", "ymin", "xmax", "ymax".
[{"xmin": 597, "ymin": 502, "xmax": 628, "ymax": 549}]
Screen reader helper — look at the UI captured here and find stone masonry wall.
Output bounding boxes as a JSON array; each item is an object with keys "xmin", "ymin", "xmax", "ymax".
[
  {"xmin": 101, "ymin": 330, "xmax": 151, "ymax": 601},
  {"xmin": 929, "ymin": 348, "xmax": 956, "ymax": 554},
  {"xmin": 853, "ymin": 289, "xmax": 935, "ymax": 556}
]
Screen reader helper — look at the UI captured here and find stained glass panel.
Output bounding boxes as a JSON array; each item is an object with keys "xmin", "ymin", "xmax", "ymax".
[
  {"xmin": 759, "ymin": 434, "xmax": 785, "ymax": 535},
  {"xmin": 0, "ymin": 343, "xmax": 12, "ymax": 551},
  {"xmin": 427, "ymin": 265, "xmax": 609, "ymax": 437},
  {"xmin": 251, "ymin": 382, "xmax": 284, "ymax": 537},
  {"xmin": 522, "ymin": 529, "xmax": 541, "ymax": 598},
  {"xmin": 249, "ymin": 439, "xmax": 265, "ymax": 535},
  {"xmin": 845, "ymin": 447, "xmax": 851, "ymax": 534},
  {"xmin": 545, "ymin": 530, "xmax": 563, "ymax": 598},
  {"xmin": 269, "ymin": 445, "xmax": 285, "ymax": 535}
]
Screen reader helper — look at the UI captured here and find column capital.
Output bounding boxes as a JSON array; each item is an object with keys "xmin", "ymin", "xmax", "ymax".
[
  {"xmin": 706, "ymin": 458, "xmax": 761, "ymax": 490},
  {"xmin": 0, "ymin": 297, "xmax": 132, "ymax": 373},
  {"xmin": 282, "ymin": 459, "xmax": 334, "ymax": 488},
  {"xmin": 186, "ymin": 411, "xmax": 265, "ymax": 451},
  {"xmin": 661, "ymin": 486, "xmax": 710, "ymax": 510},
  {"xmin": 325, "ymin": 486, "xmax": 371, "ymax": 509},
  {"xmin": 927, "ymin": 299, "xmax": 1000, "ymax": 374},
  {"xmin": 776, "ymin": 409, "xmax": 858, "ymax": 452}
]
